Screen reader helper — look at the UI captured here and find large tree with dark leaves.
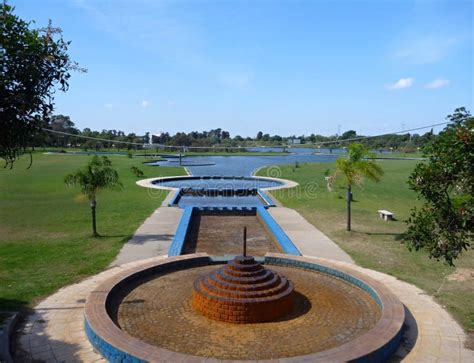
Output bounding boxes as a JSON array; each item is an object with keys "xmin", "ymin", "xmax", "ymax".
[
  {"xmin": 0, "ymin": 3, "xmax": 83, "ymax": 168},
  {"xmin": 405, "ymin": 108, "xmax": 473, "ymax": 265}
]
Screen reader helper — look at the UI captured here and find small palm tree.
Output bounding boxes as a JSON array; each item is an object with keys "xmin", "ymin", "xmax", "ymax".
[
  {"xmin": 64, "ymin": 156, "xmax": 122, "ymax": 236},
  {"xmin": 333, "ymin": 144, "xmax": 383, "ymax": 231}
]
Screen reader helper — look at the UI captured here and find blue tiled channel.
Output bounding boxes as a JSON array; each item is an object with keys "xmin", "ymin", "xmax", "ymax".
[
  {"xmin": 168, "ymin": 206, "xmax": 301, "ymax": 257},
  {"xmin": 156, "ymin": 176, "xmax": 281, "ymax": 208},
  {"xmin": 169, "ymin": 188, "xmax": 275, "ymax": 208}
]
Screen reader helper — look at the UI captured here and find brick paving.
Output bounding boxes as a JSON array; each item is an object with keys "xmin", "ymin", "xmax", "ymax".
[
  {"xmin": 191, "ymin": 256, "xmax": 295, "ymax": 323},
  {"xmin": 114, "ymin": 264, "xmax": 380, "ymax": 360},
  {"xmin": 183, "ymin": 212, "xmax": 281, "ymax": 256},
  {"xmin": 11, "ymin": 254, "xmax": 474, "ymax": 362}
]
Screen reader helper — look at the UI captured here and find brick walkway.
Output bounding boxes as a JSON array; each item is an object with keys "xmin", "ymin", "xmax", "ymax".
[{"xmin": 11, "ymin": 255, "xmax": 473, "ymax": 362}]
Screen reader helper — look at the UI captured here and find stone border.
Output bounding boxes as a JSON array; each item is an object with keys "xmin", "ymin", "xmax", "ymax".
[
  {"xmin": 84, "ymin": 253, "xmax": 404, "ymax": 362},
  {"xmin": 168, "ymin": 187, "xmax": 275, "ymax": 208},
  {"xmin": 256, "ymin": 206, "xmax": 301, "ymax": 256},
  {"xmin": 167, "ymin": 206, "xmax": 194, "ymax": 256},
  {"xmin": 0, "ymin": 313, "xmax": 19, "ymax": 363},
  {"xmin": 167, "ymin": 207, "xmax": 301, "ymax": 257},
  {"xmin": 136, "ymin": 175, "xmax": 299, "ymax": 195}
]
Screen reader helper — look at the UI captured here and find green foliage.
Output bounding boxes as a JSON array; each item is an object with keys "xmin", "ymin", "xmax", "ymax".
[
  {"xmin": 0, "ymin": 4, "xmax": 83, "ymax": 168},
  {"xmin": 334, "ymin": 144, "xmax": 384, "ymax": 230},
  {"xmin": 64, "ymin": 156, "xmax": 122, "ymax": 201},
  {"xmin": 130, "ymin": 166, "xmax": 144, "ymax": 178},
  {"xmin": 406, "ymin": 108, "xmax": 473, "ymax": 265},
  {"xmin": 334, "ymin": 144, "xmax": 384, "ymax": 187}
]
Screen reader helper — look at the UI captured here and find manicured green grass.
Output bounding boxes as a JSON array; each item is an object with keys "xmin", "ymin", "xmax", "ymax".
[
  {"xmin": 258, "ymin": 161, "xmax": 473, "ymax": 334},
  {"xmin": 0, "ymin": 153, "xmax": 185, "ymax": 316}
]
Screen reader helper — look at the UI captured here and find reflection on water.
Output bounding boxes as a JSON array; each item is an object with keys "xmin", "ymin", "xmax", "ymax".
[
  {"xmin": 150, "ymin": 152, "xmax": 339, "ymax": 176},
  {"xmin": 154, "ymin": 177, "xmax": 282, "ymax": 189}
]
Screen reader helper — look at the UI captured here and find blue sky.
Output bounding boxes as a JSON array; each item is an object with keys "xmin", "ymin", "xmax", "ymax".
[{"xmin": 12, "ymin": 0, "xmax": 473, "ymax": 137}]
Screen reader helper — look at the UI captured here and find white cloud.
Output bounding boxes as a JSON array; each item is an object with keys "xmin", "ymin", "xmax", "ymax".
[
  {"xmin": 141, "ymin": 100, "xmax": 151, "ymax": 108},
  {"xmin": 104, "ymin": 103, "xmax": 114, "ymax": 109},
  {"xmin": 385, "ymin": 78, "xmax": 414, "ymax": 90},
  {"xmin": 424, "ymin": 79, "xmax": 450, "ymax": 89}
]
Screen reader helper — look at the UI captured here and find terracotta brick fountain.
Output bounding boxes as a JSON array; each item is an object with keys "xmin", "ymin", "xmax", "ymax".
[{"xmin": 192, "ymin": 255, "xmax": 294, "ymax": 323}]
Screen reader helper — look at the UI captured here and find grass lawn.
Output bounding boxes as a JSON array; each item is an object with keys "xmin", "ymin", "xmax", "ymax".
[
  {"xmin": 0, "ymin": 153, "xmax": 185, "ymax": 319},
  {"xmin": 258, "ymin": 161, "xmax": 473, "ymax": 337}
]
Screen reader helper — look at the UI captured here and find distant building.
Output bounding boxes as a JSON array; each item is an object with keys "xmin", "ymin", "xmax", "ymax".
[{"xmin": 288, "ymin": 138, "xmax": 301, "ymax": 145}]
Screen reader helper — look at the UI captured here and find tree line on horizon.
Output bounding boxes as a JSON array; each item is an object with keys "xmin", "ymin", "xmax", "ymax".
[{"xmin": 34, "ymin": 114, "xmax": 436, "ymax": 153}]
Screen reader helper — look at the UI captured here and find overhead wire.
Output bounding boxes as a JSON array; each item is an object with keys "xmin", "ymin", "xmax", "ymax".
[{"xmin": 41, "ymin": 120, "xmax": 450, "ymax": 150}]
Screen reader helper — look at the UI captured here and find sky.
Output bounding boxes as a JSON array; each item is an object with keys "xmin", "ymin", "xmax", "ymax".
[{"xmin": 11, "ymin": 0, "xmax": 474, "ymax": 137}]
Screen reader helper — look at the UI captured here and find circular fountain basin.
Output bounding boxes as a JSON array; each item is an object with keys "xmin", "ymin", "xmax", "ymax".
[
  {"xmin": 85, "ymin": 254, "xmax": 404, "ymax": 362},
  {"xmin": 151, "ymin": 175, "xmax": 283, "ymax": 189}
]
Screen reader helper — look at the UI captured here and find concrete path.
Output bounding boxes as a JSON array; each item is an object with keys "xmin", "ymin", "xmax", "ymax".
[
  {"xmin": 110, "ymin": 207, "xmax": 183, "ymax": 267},
  {"xmin": 12, "ymin": 255, "xmax": 472, "ymax": 362},
  {"xmin": 269, "ymin": 207, "xmax": 354, "ymax": 264}
]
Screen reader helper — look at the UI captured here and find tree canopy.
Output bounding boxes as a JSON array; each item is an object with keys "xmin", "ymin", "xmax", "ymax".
[
  {"xmin": 405, "ymin": 107, "xmax": 473, "ymax": 265},
  {"xmin": 64, "ymin": 156, "xmax": 122, "ymax": 236},
  {"xmin": 0, "ymin": 4, "xmax": 82, "ymax": 168}
]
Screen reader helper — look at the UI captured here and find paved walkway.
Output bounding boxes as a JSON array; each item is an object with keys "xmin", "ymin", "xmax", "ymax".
[
  {"xmin": 269, "ymin": 207, "xmax": 354, "ymax": 264},
  {"xmin": 12, "ymin": 255, "xmax": 472, "ymax": 362},
  {"xmin": 111, "ymin": 207, "xmax": 183, "ymax": 267},
  {"xmin": 8, "ymin": 200, "xmax": 473, "ymax": 362}
]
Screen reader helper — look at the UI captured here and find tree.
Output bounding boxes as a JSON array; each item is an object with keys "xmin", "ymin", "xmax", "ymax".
[
  {"xmin": 333, "ymin": 144, "xmax": 384, "ymax": 231},
  {"xmin": 340, "ymin": 130, "xmax": 357, "ymax": 140},
  {"xmin": 405, "ymin": 108, "xmax": 473, "ymax": 265},
  {"xmin": 0, "ymin": 4, "xmax": 84, "ymax": 168},
  {"xmin": 64, "ymin": 156, "xmax": 122, "ymax": 236},
  {"xmin": 256, "ymin": 131, "xmax": 263, "ymax": 140}
]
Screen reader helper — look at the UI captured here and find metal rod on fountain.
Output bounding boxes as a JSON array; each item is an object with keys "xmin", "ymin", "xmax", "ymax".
[{"xmin": 243, "ymin": 226, "xmax": 247, "ymax": 257}]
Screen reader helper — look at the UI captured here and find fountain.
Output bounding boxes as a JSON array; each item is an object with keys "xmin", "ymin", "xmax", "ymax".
[
  {"xmin": 192, "ymin": 230, "xmax": 294, "ymax": 323},
  {"xmin": 84, "ymin": 230, "xmax": 405, "ymax": 361}
]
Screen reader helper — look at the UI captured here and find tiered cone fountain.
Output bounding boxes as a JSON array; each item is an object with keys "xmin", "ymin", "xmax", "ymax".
[{"xmin": 192, "ymin": 227, "xmax": 294, "ymax": 323}]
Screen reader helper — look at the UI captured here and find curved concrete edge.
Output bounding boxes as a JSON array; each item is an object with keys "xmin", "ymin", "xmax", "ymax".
[
  {"xmin": 252, "ymin": 166, "xmax": 299, "ymax": 192},
  {"xmin": 12, "ymin": 254, "xmax": 473, "ymax": 363},
  {"xmin": 0, "ymin": 313, "xmax": 19, "ymax": 363},
  {"xmin": 136, "ymin": 175, "xmax": 299, "ymax": 193},
  {"xmin": 84, "ymin": 253, "xmax": 404, "ymax": 362}
]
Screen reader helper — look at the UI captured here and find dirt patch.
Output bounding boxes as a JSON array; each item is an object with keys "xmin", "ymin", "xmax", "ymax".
[{"xmin": 447, "ymin": 268, "xmax": 474, "ymax": 282}]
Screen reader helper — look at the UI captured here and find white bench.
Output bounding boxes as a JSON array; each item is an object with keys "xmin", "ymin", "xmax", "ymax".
[{"xmin": 378, "ymin": 210, "xmax": 394, "ymax": 221}]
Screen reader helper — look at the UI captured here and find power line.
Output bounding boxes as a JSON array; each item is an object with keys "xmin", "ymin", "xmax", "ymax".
[
  {"xmin": 41, "ymin": 128, "xmax": 145, "ymax": 146},
  {"xmin": 41, "ymin": 121, "xmax": 449, "ymax": 150},
  {"xmin": 303, "ymin": 121, "xmax": 448, "ymax": 146}
]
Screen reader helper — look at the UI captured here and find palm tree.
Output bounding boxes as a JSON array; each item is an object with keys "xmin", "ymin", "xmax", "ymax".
[
  {"xmin": 64, "ymin": 156, "xmax": 122, "ymax": 236},
  {"xmin": 333, "ymin": 144, "xmax": 383, "ymax": 231}
]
